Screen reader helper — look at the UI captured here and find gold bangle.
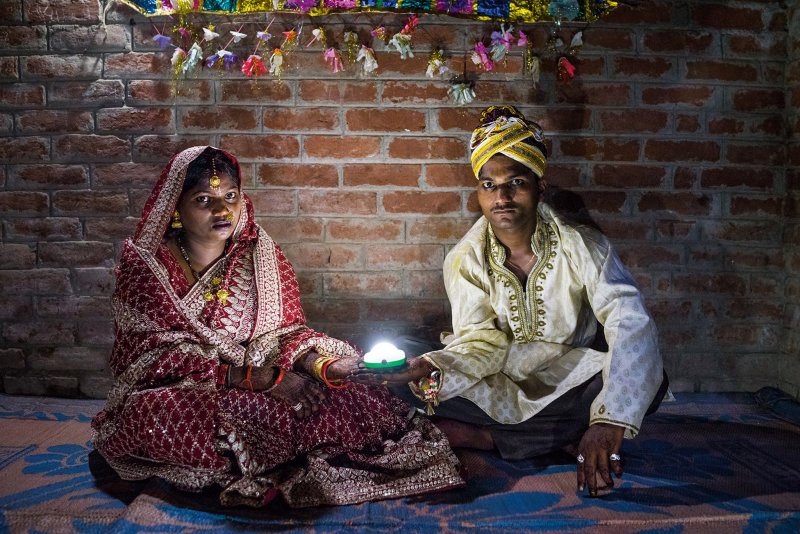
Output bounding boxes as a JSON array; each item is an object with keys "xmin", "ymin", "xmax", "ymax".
[{"xmin": 312, "ymin": 355, "xmax": 335, "ymax": 381}]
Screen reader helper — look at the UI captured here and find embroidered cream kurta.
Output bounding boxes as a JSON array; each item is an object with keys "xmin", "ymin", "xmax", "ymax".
[{"xmin": 426, "ymin": 202, "xmax": 663, "ymax": 438}]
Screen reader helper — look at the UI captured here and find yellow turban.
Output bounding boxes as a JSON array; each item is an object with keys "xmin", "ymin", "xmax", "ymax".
[{"xmin": 469, "ymin": 106, "xmax": 547, "ymax": 179}]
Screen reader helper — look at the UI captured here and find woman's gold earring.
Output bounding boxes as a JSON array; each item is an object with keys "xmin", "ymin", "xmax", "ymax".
[{"xmin": 171, "ymin": 210, "xmax": 183, "ymax": 229}]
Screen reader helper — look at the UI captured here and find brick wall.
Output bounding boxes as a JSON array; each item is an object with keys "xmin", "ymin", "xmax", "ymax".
[
  {"xmin": 785, "ymin": 0, "xmax": 800, "ymax": 400},
  {"xmin": 0, "ymin": 0, "xmax": 794, "ymax": 398}
]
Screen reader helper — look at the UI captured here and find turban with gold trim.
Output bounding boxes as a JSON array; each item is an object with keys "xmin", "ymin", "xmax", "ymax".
[{"xmin": 469, "ymin": 106, "xmax": 547, "ymax": 179}]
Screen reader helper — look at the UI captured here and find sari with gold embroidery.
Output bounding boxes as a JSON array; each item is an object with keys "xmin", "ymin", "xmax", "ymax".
[{"xmin": 91, "ymin": 146, "xmax": 463, "ymax": 507}]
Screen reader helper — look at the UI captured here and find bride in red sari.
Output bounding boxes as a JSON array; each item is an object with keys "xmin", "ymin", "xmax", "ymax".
[{"xmin": 91, "ymin": 146, "xmax": 463, "ymax": 508}]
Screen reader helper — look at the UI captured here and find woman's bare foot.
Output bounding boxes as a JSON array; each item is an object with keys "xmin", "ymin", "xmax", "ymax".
[{"xmin": 433, "ymin": 418, "xmax": 494, "ymax": 450}]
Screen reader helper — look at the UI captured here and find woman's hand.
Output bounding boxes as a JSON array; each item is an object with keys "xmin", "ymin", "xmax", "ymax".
[
  {"xmin": 269, "ymin": 371, "xmax": 327, "ymax": 419},
  {"xmin": 350, "ymin": 356, "xmax": 433, "ymax": 386},
  {"xmin": 324, "ymin": 358, "xmax": 359, "ymax": 384}
]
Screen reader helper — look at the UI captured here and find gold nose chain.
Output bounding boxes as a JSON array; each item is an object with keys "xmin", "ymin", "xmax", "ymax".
[{"xmin": 178, "ymin": 237, "xmax": 230, "ymax": 306}]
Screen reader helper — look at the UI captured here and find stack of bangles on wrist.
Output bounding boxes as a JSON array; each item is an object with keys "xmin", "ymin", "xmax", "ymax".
[{"xmin": 312, "ymin": 352, "xmax": 348, "ymax": 389}]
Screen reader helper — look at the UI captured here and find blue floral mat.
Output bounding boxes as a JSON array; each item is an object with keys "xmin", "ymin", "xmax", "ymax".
[{"xmin": 1, "ymin": 392, "xmax": 799, "ymax": 533}]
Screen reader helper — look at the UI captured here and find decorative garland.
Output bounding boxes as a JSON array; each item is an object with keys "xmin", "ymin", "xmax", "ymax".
[{"xmin": 148, "ymin": 0, "xmax": 600, "ymax": 105}]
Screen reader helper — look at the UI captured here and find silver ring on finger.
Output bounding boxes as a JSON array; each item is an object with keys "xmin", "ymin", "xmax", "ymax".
[
  {"xmin": 292, "ymin": 402, "xmax": 303, "ymax": 411},
  {"xmin": 609, "ymin": 453, "xmax": 622, "ymax": 462},
  {"xmin": 576, "ymin": 454, "xmax": 585, "ymax": 463}
]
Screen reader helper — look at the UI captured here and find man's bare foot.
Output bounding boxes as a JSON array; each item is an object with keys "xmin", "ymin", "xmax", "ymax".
[{"xmin": 433, "ymin": 418, "xmax": 494, "ymax": 450}]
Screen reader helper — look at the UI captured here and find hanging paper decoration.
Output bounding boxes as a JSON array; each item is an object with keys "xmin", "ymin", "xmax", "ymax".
[
  {"xmin": 242, "ymin": 54, "xmax": 267, "ymax": 77},
  {"xmin": 387, "ymin": 15, "xmax": 418, "ymax": 59},
  {"xmin": 356, "ymin": 45, "xmax": 378, "ymax": 75},
  {"xmin": 152, "ymin": 33, "xmax": 172, "ymax": 48},
  {"xmin": 281, "ymin": 28, "xmax": 299, "ymax": 53},
  {"xmin": 269, "ymin": 48, "xmax": 284, "ymax": 79},
  {"xmin": 471, "ymin": 42, "xmax": 493, "ymax": 72},
  {"xmin": 182, "ymin": 42, "xmax": 204, "ymax": 75},
  {"xmin": 170, "ymin": 47, "xmax": 186, "ymax": 76},
  {"xmin": 448, "ymin": 81, "xmax": 476, "ymax": 106},
  {"xmin": 202, "ymin": 26, "xmax": 219, "ymax": 42},
  {"xmin": 123, "ymin": 0, "xmax": 616, "ymax": 24},
  {"xmin": 426, "ymin": 48, "xmax": 448, "ymax": 78},
  {"xmin": 557, "ymin": 56, "xmax": 576, "ymax": 83},
  {"xmin": 371, "ymin": 26, "xmax": 387, "ymax": 45},
  {"xmin": 229, "ymin": 30, "xmax": 247, "ymax": 43},
  {"xmin": 343, "ymin": 31, "xmax": 360, "ymax": 66},
  {"xmin": 306, "ymin": 27, "xmax": 326, "ymax": 48},
  {"xmin": 324, "ymin": 47, "xmax": 344, "ymax": 73},
  {"xmin": 489, "ymin": 24, "xmax": 515, "ymax": 62}
]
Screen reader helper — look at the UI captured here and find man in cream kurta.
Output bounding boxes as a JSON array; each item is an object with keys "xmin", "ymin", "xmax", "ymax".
[{"xmin": 359, "ymin": 105, "xmax": 667, "ymax": 497}]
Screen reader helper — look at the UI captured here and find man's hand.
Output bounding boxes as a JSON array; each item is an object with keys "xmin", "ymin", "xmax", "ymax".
[
  {"xmin": 576, "ymin": 423, "xmax": 625, "ymax": 497},
  {"xmin": 269, "ymin": 371, "xmax": 326, "ymax": 419},
  {"xmin": 350, "ymin": 355, "xmax": 433, "ymax": 386}
]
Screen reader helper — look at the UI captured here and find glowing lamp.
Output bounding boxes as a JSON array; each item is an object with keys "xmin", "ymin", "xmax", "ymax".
[{"xmin": 363, "ymin": 342, "xmax": 406, "ymax": 369}]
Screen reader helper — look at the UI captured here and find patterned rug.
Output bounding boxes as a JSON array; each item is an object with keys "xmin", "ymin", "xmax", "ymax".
[{"xmin": 1, "ymin": 391, "xmax": 799, "ymax": 533}]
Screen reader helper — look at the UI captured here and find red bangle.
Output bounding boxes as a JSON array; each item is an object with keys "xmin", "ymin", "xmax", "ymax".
[
  {"xmin": 217, "ymin": 364, "xmax": 230, "ymax": 387},
  {"xmin": 321, "ymin": 358, "xmax": 348, "ymax": 389},
  {"xmin": 273, "ymin": 368, "xmax": 285, "ymax": 387},
  {"xmin": 240, "ymin": 364, "xmax": 254, "ymax": 392}
]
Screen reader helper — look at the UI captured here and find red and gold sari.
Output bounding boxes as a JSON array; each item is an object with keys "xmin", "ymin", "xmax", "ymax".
[{"xmin": 91, "ymin": 146, "xmax": 463, "ymax": 507}]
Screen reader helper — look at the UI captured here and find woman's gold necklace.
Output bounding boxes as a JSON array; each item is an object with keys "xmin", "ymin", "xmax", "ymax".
[{"xmin": 178, "ymin": 237, "xmax": 230, "ymax": 305}]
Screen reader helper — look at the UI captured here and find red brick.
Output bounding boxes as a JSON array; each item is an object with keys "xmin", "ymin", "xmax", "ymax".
[
  {"xmin": 0, "ymin": 297, "xmax": 33, "ymax": 320},
  {"xmin": 343, "ymin": 164, "xmax": 421, "ymax": 187},
  {"xmin": 383, "ymin": 191, "xmax": 460, "ymax": 215},
  {"xmin": 603, "ymin": 2, "xmax": 671, "ymax": 24},
  {"xmin": 0, "ymin": 57, "xmax": 18, "ymax": 80},
  {"xmin": 39, "ymin": 241, "xmax": 115, "ymax": 267},
  {"xmin": 23, "ymin": 55, "xmax": 102, "ymax": 79},
  {"xmin": 25, "ymin": 0, "xmax": 100, "ymax": 23},
  {"xmin": 436, "ymin": 108, "xmax": 483, "ymax": 132},
  {"xmin": 388, "ymin": 138, "xmax": 465, "ymax": 160},
  {"xmin": 49, "ymin": 80, "xmax": 124, "ymax": 107},
  {"xmin": 299, "ymin": 191, "xmax": 376, "ymax": 215},
  {"xmin": 673, "ymin": 273, "xmax": 747, "ymax": 295},
  {"xmin": 726, "ymin": 143, "xmax": 784, "ymax": 165},
  {"xmin": 557, "ymin": 83, "xmax": 631, "ymax": 106},
  {"xmin": 327, "ymin": 219, "xmax": 404, "ymax": 242},
  {"xmin": 219, "ymin": 134, "xmax": 300, "ymax": 160},
  {"xmin": 599, "ymin": 218, "xmax": 653, "ymax": 241},
  {"xmin": 592, "ymin": 165, "xmax": 665, "ymax": 188},
  {"xmin": 0, "ymin": 25, "xmax": 46, "ymax": 50},
  {"xmin": 298, "ymin": 80, "xmax": 376, "ymax": 103},
  {"xmin": 304, "ymin": 136, "xmax": 380, "ymax": 158},
  {"xmin": 0, "ymin": 269, "xmax": 72, "ymax": 294},
  {"xmin": 407, "ymin": 272, "xmax": 447, "ymax": 298},
  {"xmin": 16, "ymin": 110, "xmax": 93, "ymax": 134},
  {"xmin": 700, "ymin": 168, "xmax": 775, "ymax": 190},
  {"xmin": 382, "ymin": 82, "xmax": 449, "ymax": 104},
  {"xmin": 692, "ymin": 4, "xmax": 764, "ymax": 31},
  {"xmin": 128, "ymin": 79, "xmax": 212, "ymax": 104},
  {"xmin": 0, "ymin": 191, "xmax": 49, "ymax": 216},
  {"xmin": 256, "ymin": 217, "xmax": 324, "ymax": 243},
  {"xmin": 544, "ymin": 165, "xmax": 582, "ymax": 188},
  {"xmin": 49, "ymin": 23, "xmax": 130, "ymax": 52},
  {"xmin": 264, "ymin": 108, "xmax": 339, "ymax": 130},
  {"xmin": 583, "ymin": 28, "xmax": 633, "ymax": 50},
  {"xmin": 132, "ymin": 135, "xmax": 213, "ymax": 161},
  {"xmin": 0, "ymin": 83, "xmax": 45, "ymax": 108},
  {"xmin": 3, "ymin": 320, "xmax": 76, "ymax": 345},
  {"xmin": 730, "ymin": 196, "xmax": 783, "ymax": 217},
  {"xmin": 732, "ymin": 89, "xmax": 785, "ymax": 112},
  {"xmin": 617, "ymin": 245, "xmax": 681, "ymax": 268},
  {"xmin": 282, "ymin": 244, "xmax": 362, "ymax": 270},
  {"xmin": 407, "ymin": 218, "xmax": 475, "ymax": 243},
  {"xmin": 725, "ymin": 247, "xmax": 784, "ymax": 270},
  {"xmin": 475, "ymin": 80, "xmax": 541, "ymax": 104},
  {"xmin": 258, "ymin": 163, "xmax": 338, "ymax": 187},
  {"xmin": 704, "ymin": 221, "xmax": 780, "ymax": 243},
  {"xmin": 563, "ymin": 191, "xmax": 627, "ymax": 214},
  {"xmin": 365, "ymin": 245, "xmax": 443, "ymax": 269},
  {"xmin": 52, "ymin": 191, "xmax": 129, "ymax": 216},
  {"xmin": 645, "ymin": 140, "xmax": 720, "ymax": 162},
  {"xmin": 10, "ymin": 164, "xmax": 88, "ymax": 188},
  {"xmin": 73, "ymin": 267, "xmax": 115, "ymax": 294},
  {"xmin": 98, "ymin": 107, "xmax": 175, "ymax": 133},
  {"xmin": 54, "ymin": 134, "xmax": 130, "ymax": 162},
  {"xmin": 643, "ymin": 30, "xmax": 714, "ymax": 53},
  {"xmin": 0, "ymin": 244, "xmax": 35, "ymax": 268},
  {"xmin": 29, "ymin": 346, "xmax": 109, "ymax": 370},
  {"xmin": 426, "ymin": 164, "xmax": 473, "ymax": 188},
  {"xmin": 241, "ymin": 189, "xmax": 294, "ymax": 216},
  {"xmin": 346, "ymin": 108, "xmax": 426, "ymax": 132},
  {"xmin": 84, "ymin": 217, "xmax": 138, "ymax": 240},
  {"xmin": 723, "ymin": 299, "xmax": 783, "ymax": 321},
  {"xmin": 726, "ymin": 34, "xmax": 786, "ymax": 58},
  {"xmin": 641, "ymin": 86, "xmax": 715, "ymax": 107},
  {"xmin": 0, "ymin": 0, "xmax": 22, "ymax": 21},
  {"xmin": 93, "ymin": 162, "xmax": 161, "ymax": 187},
  {"xmin": 638, "ymin": 192, "xmax": 713, "ymax": 216},
  {"xmin": 0, "ymin": 137, "xmax": 49, "ymax": 163},
  {"xmin": 219, "ymin": 80, "xmax": 291, "ymax": 105},
  {"xmin": 686, "ymin": 60, "xmax": 758, "ymax": 82},
  {"xmin": 597, "ymin": 110, "xmax": 668, "ymax": 133},
  {"xmin": 540, "ymin": 108, "xmax": 591, "ymax": 132},
  {"xmin": 179, "ymin": 106, "xmax": 256, "ymax": 131},
  {"xmin": 104, "ymin": 52, "xmax": 171, "ymax": 77},
  {"xmin": 560, "ymin": 138, "xmax": 640, "ymax": 161},
  {"xmin": 324, "ymin": 272, "xmax": 403, "ymax": 297},
  {"xmin": 655, "ymin": 219, "xmax": 698, "ymax": 241},
  {"xmin": 613, "ymin": 57, "xmax": 673, "ymax": 78},
  {"xmin": 750, "ymin": 115, "xmax": 783, "ymax": 137},
  {"xmin": 708, "ymin": 117, "xmax": 745, "ymax": 135},
  {"xmin": 752, "ymin": 275, "xmax": 780, "ymax": 297}
]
